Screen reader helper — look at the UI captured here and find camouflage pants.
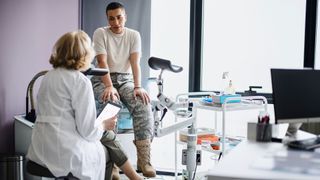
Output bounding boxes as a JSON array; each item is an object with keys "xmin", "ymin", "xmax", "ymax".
[{"xmin": 91, "ymin": 73, "xmax": 153, "ymax": 140}]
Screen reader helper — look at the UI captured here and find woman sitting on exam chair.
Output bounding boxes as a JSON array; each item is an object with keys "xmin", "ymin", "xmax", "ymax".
[{"xmin": 27, "ymin": 30, "xmax": 117, "ymax": 180}]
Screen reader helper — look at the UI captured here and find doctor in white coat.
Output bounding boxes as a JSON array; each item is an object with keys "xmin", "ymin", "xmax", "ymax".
[{"xmin": 27, "ymin": 30, "xmax": 117, "ymax": 180}]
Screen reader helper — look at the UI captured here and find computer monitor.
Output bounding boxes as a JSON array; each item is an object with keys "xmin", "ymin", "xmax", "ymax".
[{"xmin": 271, "ymin": 69, "xmax": 320, "ymax": 125}]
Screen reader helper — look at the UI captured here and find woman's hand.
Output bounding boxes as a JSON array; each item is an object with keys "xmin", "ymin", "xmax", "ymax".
[
  {"xmin": 134, "ymin": 87, "xmax": 150, "ymax": 105},
  {"xmin": 102, "ymin": 116, "xmax": 117, "ymax": 131},
  {"xmin": 102, "ymin": 86, "xmax": 119, "ymax": 102}
]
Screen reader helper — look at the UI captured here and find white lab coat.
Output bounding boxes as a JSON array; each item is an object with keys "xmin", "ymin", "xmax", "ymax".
[{"xmin": 27, "ymin": 68, "xmax": 107, "ymax": 180}]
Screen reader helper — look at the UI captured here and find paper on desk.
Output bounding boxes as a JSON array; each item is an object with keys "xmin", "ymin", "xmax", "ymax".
[
  {"xmin": 95, "ymin": 103, "xmax": 121, "ymax": 127},
  {"xmin": 250, "ymin": 148, "xmax": 320, "ymax": 176}
]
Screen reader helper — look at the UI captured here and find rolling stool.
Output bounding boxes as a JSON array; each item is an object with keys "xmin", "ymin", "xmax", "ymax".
[{"xmin": 26, "ymin": 160, "xmax": 79, "ymax": 180}]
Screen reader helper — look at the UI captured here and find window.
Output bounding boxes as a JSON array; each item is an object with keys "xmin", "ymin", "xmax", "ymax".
[
  {"xmin": 315, "ymin": 2, "xmax": 320, "ymax": 69},
  {"xmin": 201, "ymin": 0, "xmax": 306, "ymax": 93},
  {"xmin": 149, "ymin": 0, "xmax": 190, "ymax": 171},
  {"xmin": 150, "ymin": 0, "xmax": 190, "ymax": 97}
]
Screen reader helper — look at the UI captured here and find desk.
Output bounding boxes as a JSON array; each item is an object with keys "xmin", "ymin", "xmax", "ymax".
[{"xmin": 206, "ymin": 133, "xmax": 320, "ymax": 180}]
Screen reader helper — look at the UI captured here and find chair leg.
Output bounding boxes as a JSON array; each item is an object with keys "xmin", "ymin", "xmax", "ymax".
[{"xmin": 54, "ymin": 177, "xmax": 71, "ymax": 180}]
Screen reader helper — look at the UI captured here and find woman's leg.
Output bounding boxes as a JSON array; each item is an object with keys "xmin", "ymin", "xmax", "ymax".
[
  {"xmin": 119, "ymin": 160, "xmax": 143, "ymax": 180},
  {"xmin": 101, "ymin": 131, "xmax": 142, "ymax": 179},
  {"xmin": 102, "ymin": 145, "xmax": 113, "ymax": 180}
]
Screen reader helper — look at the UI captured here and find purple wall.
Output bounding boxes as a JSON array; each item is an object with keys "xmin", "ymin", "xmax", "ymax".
[{"xmin": 0, "ymin": 0, "xmax": 79, "ymax": 153}]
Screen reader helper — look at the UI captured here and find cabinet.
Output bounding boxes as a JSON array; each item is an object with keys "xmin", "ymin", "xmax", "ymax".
[{"xmin": 14, "ymin": 115, "xmax": 44, "ymax": 180}]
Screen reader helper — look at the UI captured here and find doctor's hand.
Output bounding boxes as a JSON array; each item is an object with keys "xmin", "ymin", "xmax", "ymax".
[
  {"xmin": 102, "ymin": 86, "xmax": 119, "ymax": 102},
  {"xmin": 102, "ymin": 116, "xmax": 117, "ymax": 131},
  {"xmin": 134, "ymin": 87, "xmax": 150, "ymax": 105}
]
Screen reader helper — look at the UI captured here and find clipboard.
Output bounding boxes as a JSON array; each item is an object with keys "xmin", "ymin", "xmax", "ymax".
[{"xmin": 95, "ymin": 102, "xmax": 122, "ymax": 127}]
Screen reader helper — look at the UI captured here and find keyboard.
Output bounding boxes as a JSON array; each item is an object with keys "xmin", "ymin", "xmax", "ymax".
[{"xmin": 288, "ymin": 136, "xmax": 320, "ymax": 151}]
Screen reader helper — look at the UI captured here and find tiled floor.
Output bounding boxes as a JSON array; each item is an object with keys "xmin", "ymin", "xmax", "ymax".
[
  {"xmin": 119, "ymin": 171, "xmax": 210, "ymax": 180},
  {"xmin": 120, "ymin": 174, "xmax": 176, "ymax": 180}
]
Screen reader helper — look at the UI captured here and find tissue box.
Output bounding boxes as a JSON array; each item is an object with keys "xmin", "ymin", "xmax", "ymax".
[{"xmin": 212, "ymin": 94, "xmax": 241, "ymax": 104}]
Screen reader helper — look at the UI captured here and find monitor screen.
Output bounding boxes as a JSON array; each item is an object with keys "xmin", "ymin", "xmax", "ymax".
[{"xmin": 271, "ymin": 69, "xmax": 320, "ymax": 124}]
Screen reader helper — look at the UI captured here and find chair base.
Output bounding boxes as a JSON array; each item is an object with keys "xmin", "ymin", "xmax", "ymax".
[{"xmin": 26, "ymin": 160, "xmax": 79, "ymax": 180}]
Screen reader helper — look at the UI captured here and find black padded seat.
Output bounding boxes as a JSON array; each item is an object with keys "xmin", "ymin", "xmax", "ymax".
[
  {"xmin": 26, "ymin": 160, "xmax": 79, "ymax": 180},
  {"xmin": 148, "ymin": 57, "xmax": 183, "ymax": 73}
]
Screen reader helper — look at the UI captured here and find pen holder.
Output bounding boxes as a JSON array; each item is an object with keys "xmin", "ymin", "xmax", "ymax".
[{"xmin": 256, "ymin": 123, "xmax": 272, "ymax": 142}]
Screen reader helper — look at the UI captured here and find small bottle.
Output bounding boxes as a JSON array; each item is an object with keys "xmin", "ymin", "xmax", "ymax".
[
  {"xmin": 220, "ymin": 72, "xmax": 229, "ymax": 95},
  {"xmin": 224, "ymin": 80, "xmax": 236, "ymax": 95}
]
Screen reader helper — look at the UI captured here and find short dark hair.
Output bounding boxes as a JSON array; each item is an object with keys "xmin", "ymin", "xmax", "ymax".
[{"xmin": 106, "ymin": 2, "xmax": 125, "ymax": 14}]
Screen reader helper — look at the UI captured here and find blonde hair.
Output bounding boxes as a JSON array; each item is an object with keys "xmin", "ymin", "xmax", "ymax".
[{"xmin": 49, "ymin": 30, "xmax": 94, "ymax": 70}]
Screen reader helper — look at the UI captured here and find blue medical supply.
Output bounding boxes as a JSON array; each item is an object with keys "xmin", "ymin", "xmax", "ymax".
[{"xmin": 212, "ymin": 94, "xmax": 241, "ymax": 104}]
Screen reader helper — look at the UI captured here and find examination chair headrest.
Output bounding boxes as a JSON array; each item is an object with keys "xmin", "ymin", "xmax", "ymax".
[{"xmin": 148, "ymin": 57, "xmax": 183, "ymax": 73}]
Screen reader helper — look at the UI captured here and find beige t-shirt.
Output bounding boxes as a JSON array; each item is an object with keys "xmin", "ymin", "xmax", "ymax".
[{"xmin": 93, "ymin": 26, "xmax": 141, "ymax": 73}]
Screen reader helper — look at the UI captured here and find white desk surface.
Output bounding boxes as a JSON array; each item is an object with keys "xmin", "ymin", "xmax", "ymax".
[{"xmin": 206, "ymin": 134, "xmax": 320, "ymax": 180}]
